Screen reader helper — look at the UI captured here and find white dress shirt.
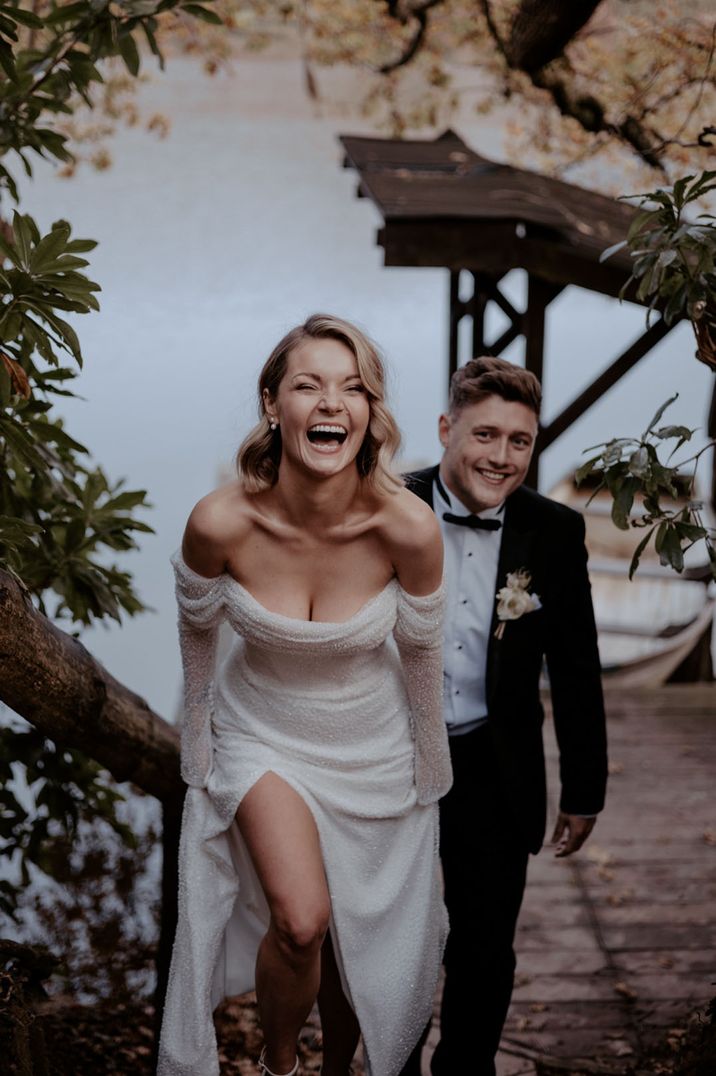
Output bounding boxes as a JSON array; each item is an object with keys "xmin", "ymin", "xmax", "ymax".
[{"xmin": 436, "ymin": 473, "xmax": 504, "ymax": 737}]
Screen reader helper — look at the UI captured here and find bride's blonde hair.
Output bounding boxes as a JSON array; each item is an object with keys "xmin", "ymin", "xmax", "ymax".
[{"xmin": 237, "ymin": 314, "xmax": 402, "ymax": 495}]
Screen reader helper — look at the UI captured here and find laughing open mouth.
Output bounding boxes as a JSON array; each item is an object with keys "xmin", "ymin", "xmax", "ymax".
[{"xmin": 307, "ymin": 424, "xmax": 348, "ymax": 446}]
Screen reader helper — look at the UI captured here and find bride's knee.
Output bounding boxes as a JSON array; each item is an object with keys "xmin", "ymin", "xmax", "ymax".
[{"xmin": 272, "ymin": 900, "xmax": 330, "ymax": 963}]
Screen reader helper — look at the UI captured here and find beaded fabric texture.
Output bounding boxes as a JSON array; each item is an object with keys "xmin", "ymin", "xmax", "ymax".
[{"xmin": 157, "ymin": 552, "xmax": 452, "ymax": 1076}]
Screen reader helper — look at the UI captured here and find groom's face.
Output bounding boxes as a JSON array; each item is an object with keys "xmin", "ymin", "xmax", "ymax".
[{"xmin": 438, "ymin": 394, "xmax": 538, "ymax": 513}]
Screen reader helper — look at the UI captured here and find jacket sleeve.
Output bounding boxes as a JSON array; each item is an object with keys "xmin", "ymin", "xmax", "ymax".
[
  {"xmin": 393, "ymin": 583, "xmax": 453, "ymax": 805},
  {"xmin": 171, "ymin": 551, "xmax": 225, "ymax": 789},
  {"xmin": 543, "ymin": 512, "xmax": 608, "ymax": 816}
]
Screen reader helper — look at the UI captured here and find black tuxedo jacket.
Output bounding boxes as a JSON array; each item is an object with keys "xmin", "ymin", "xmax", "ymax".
[{"xmin": 406, "ymin": 466, "xmax": 608, "ymax": 853}]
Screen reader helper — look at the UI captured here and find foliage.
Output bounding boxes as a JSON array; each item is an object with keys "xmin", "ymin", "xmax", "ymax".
[
  {"xmin": 7, "ymin": 3, "xmax": 714, "ymax": 189},
  {"xmin": 601, "ymin": 170, "xmax": 716, "ymax": 368},
  {"xmin": 0, "ymin": 0, "xmax": 215, "ymax": 938},
  {"xmin": 0, "ymin": 715, "xmax": 140, "ymax": 921},
  {"xmin": 576, "ymin": 395, "xmax": 715, "ymax": 580},
  {"xmin": 297, "ymin": 0, "xmax": 716, "ymax": 186},
  {"xmin": 0, "ymin": 211, "xmax": 153, "ymax": 622},
  {"xmin": 0, "ymin": 0, "xmax": 222, "ymax": 194},
  {"xmin": 25, "ymin": 800, "xmax": 161, "ymax": 1003}
]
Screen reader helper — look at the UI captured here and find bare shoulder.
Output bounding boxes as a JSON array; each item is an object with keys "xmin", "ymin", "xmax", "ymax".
[
  {"xmin": 182, "ymin": 481, "xmax": 250, "ymax": 577},
  {"xmin": 377, "ymin": 487, "xmax": 443, "ymax": 594},
  {"xmin": 379, "ymin": 486, "xmax": 441, "ymax": 548}
]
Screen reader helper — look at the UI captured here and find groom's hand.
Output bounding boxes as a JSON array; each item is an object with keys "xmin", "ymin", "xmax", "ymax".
[{"xmin": 550, "ymin": 812, "xmax": 596, "ymax": 858}]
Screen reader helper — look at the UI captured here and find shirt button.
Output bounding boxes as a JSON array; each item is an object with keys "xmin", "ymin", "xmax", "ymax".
[
  {"xmin": 455, "ymin": 643, "xmax": 462, "ymax": 650},
  {"xmin": 454, "ymin": 689, "xmax": 460, "ymax": 695},
  {"xmin": 467, "ymin": 552, "xmax": 473, "ymax": 557}
]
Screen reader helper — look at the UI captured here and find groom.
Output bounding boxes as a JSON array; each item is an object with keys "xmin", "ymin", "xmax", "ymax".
[{"xmin": 401, "ymin": 356, "xmax": 608, "ymax": 1076}]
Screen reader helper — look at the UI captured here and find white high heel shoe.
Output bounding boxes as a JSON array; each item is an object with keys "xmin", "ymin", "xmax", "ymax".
[{"xmin": 258, "ymin": 1046, "xmax": 299, "ymax": 1076}]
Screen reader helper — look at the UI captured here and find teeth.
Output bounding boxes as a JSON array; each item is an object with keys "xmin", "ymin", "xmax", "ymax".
[
  {"xmin": 480, "ymin": 470, "xmax": 507, "ymax": 480},
  {"xmin": 309, "ymin": 425, "xmax": 347, "ymax": 434}
]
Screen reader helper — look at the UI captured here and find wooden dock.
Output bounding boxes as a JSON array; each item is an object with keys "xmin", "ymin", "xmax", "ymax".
[{"xmin": 491, "ymin": 685, "xmax": 716, "ymax": 1075}]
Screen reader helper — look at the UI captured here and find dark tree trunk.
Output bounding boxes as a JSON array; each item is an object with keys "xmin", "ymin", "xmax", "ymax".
[
  {"xmin": 506, "ymin": 0, "xmax": 604, "ymax": 73},
  {"xmin": 0, "ymin": 567, "xmax": 181, "ymax": 802}
]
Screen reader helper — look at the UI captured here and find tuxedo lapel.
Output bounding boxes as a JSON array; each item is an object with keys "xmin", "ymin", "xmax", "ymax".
[
  {"xmin": 486, "ymin": 489, "xmax": 538, "ymax": 705},
  {"xmin": 404, "ymin": 466, "xmax": 437, "ymax": 510}
]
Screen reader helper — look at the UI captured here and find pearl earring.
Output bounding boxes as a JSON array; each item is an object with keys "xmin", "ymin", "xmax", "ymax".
[{"xmin": 269, "ymin": 419, "xmax": 277, "ymax": 431}]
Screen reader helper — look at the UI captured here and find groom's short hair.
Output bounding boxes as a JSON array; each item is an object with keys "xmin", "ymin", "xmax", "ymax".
[{"xmin": 449, "ymin": 355, "xmax": 541, "ymax": 418}]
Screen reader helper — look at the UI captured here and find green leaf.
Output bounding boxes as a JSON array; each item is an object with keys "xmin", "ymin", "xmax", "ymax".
[
  {"xmin": 12, "ymin": 211, "xmax": 33, "ymax": 268},
  {"xmin": 118, "ymin": 32, "xmax": 140, "ymax": 76},
  {"xmin": 27, "ymin": 419, "xmax": 88, "ymax": 454},
  {"xmin": 43, "ymin": 1, "xmax": 91, "ymax": 24},
  {"xmin": 0, "ymin": 515, "xmax": 42, "ymax": 536},
  {"xmin": 629, "ymin": 524, "xmax": 657, "ymax": 580},
  {"xmin": 100, "ymin": 489, "xmax": 150, "ymax": 512},
  {"xmin": 658, "ymin": 525, "xmax": 684, "ymax": 572},
  {"xmin": 675, "ymin": 520, "xmax": 708, "ymax": 542},
  {"xmin": 611, "ymin": 476, "xmax": 638, "ymax": 531},
  {"xmin": 644, "ymin": 395, "xmax": 678, "ymax": 437},
  {"xmin": 28, "ymin": 222, "xmax": 72, "ymax": 272},
  {"xmin": 575, "ymin": 455, "xmax": 601, "ymax": 484},
  {"xmin": 181, "ymin": 2, "xmax": 223, "ymax": 24},
  {"xmin": 600, "ymin": 239, "xmax": 627, "ymax": 263},
  {"xmin": 0, "ymin": 5, "xmax": 43, "ymax": 28},
  {"xmin": 653, "ymin": 424, "xmax": 693, "ymax": 442},
  {"xmin": 0, "ymin": 36, "xmax": 16, "ymax": 81},
  {"xmin": 35, "ymin": 309, "xmax": 83, "ymax": 365},
  {"xmin": 141, "ymin": 20, "xmax": 164, "ymax": 65}
]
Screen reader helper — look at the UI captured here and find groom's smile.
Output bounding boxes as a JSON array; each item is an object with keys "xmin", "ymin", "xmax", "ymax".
[{"xmin": 438, "ymin": 394, "xmax": 538, "ymax": 513}]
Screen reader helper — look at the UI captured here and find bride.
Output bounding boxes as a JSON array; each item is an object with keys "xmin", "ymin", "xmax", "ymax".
[{"xmin": 157, "ymin": 314, "xmax": 452, "ymax": 1076}]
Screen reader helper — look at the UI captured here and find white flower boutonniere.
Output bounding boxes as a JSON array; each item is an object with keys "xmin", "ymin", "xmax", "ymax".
[{"xmin": 494, "ymin": 568, "xmax": 541, "ymax": 639}]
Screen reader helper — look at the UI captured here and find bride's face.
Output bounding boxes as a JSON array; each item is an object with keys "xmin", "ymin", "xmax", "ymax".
[{"xmin": 265, "ymin": 337, "xmax": 371, "ymax": 480}]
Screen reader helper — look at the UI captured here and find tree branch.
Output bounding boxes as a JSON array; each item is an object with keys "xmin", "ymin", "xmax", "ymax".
[
  {"xmin": 506, "ymin": 0, "xmax": 603, "ymax": 73},
  {"xmin": 0, "ymin": 567, "xmax": 182, "ymax": 803},
  {"xmin": 378, "ymin": 0, "xmax": 444, "ymax": 74},
  {"xmin": 480, "ymin": 0, "xmax": 667, "ymax": 171}
]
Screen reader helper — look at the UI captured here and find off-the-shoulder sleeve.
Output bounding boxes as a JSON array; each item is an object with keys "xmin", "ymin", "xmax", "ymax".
[
  {"xmin": 393, "ymin": 583, "xmax": 452, "ymax": 805},
  {"xmin": 171, "ymin": 551, "xmax": 225, "ymax": 789}
]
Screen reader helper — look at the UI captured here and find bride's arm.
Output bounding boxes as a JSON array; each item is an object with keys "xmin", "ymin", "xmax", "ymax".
[
  {"xmin": 171, "ymin": 500, "xmax": 229, "ymax": 788},
  {"xmin": 382, "ymin": 491, "xmax": 452, "ymax": 805}
]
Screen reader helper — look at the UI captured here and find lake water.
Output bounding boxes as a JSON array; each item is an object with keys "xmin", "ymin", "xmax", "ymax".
[{"xmin": 19, "ymin": 52, "xmax": 714, "ymax": 723}]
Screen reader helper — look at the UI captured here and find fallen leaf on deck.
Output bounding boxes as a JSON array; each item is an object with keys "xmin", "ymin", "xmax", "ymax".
[
  {"xmin": 586, "ymin": 844, "xmax": 614, "ymax": 866},
  {"xmin": 607, "ymin": 887, "xmax": 635, "ymax": 906},
  {"xmin": 614, "ymin": 980, "xmax": 637, "ymax": 1000},
  {"xmin": 608, "ymin": 1039, "xmax": 635, "ymax": 1056}
]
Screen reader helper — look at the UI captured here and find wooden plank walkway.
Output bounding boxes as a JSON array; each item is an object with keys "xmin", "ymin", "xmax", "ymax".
[{"xmin": 491, "ymin": 685, "xmax": 716, "ymax": 1076}]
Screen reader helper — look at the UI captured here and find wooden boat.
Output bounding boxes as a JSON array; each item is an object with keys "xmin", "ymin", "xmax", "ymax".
[{"xmin": 549, "ymin": 475, "xmax": 715, "ymax": 687}]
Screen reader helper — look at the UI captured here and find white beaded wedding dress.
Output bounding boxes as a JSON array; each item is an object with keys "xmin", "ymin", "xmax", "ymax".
[{"xmin": 157, "ymin": 552, "xmax": 452, "ymax": 1076}]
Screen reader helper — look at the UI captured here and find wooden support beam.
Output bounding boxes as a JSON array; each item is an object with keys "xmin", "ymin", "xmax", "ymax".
[
  {"xmin": 475, "ymin": 272, "xmax": 523, "ymax": 325},
  {"xmin": 539, "ymin": 318, "xmax": 675, "ymax": 451},
  {"xmin": 448, "ymin": 270, "xmax": 461, "ymax": 378},
  {"xmin": 469, "ymin": 271, "xmax": 489, "ymax": 357},
  {"xmin": 488, "ymin": 322, "xmax": 522, "ymax": 355},
  {"xmin": 525, "ymin": 276, "xmax": 564, "ymax": 486}
]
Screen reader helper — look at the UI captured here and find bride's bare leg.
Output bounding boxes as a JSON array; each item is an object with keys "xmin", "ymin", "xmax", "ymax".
[
  {"xmin": 237, "ymin": 772, "xmax": 331, "ymax": 1074},
  {"xmin": 317, "ymin": 932, "xmax": 360, "ymax": 1075}
]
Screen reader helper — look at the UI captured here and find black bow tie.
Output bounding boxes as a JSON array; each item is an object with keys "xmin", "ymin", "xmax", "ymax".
[{"xmin": 442, "ymin": 512, "xmax": 501, "ymax": 531}]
